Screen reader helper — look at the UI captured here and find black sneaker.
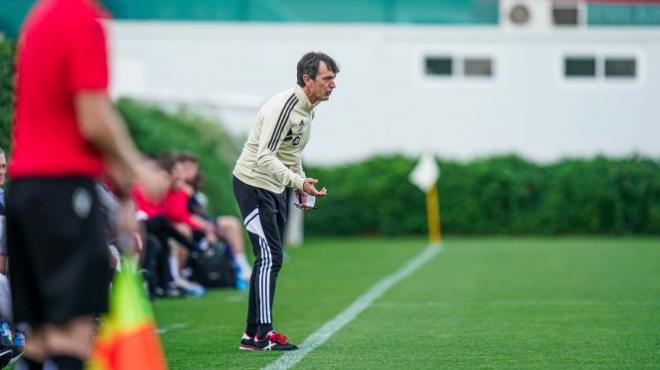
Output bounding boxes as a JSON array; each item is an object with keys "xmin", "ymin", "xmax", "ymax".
[
  {"xmin": 238, "ymin": 333, "xmax": 258, "ymax": 351},
  {"xmin": 157, "ymin": 286, "xmax": 186, "ymax": 299},
  {"xmin": 253, "ymin": 331, "xmax": 298, "ymax": 351}
]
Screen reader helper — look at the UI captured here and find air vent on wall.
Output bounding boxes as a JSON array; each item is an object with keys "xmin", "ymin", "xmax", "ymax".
[
  {"xmin": 500, "ymin": 0, "xmax": 552, "ymax": 31},
  {"xmin": 509, "ymin": 4, "xmax": 530, "ymax": 25}
]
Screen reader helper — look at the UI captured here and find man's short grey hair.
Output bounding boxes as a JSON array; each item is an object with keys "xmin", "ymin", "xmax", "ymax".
[{"xmin": 296, "ymin": 52, "xmax": 339, "ymax": 87}]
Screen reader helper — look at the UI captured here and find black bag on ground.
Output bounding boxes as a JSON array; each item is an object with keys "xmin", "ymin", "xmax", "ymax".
[{"xmin": 190, "ymin": 247, "xmax": 236, "ymax": 288}]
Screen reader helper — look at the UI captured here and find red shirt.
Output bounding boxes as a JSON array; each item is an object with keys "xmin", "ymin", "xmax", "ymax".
[
  {"xmin": 131, "ymin": 185, "xmax": 163, "ymax": 219},
  {"xmin": 161, "ymin": 188, "xmax": 201, "ymax": 231},
  {"xmin": 10, "ymin": 0, "xmax": 109, "ymax": 178}
]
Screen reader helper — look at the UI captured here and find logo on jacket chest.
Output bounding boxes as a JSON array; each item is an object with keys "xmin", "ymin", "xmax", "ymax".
[{"xmin": 283, "ymin": 120, "xmax": 306, "ymax": 146}]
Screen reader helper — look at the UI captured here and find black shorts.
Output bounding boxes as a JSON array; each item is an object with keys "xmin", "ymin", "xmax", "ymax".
[{"xmin": 7, "ymin": 177, "xmax": 110, "ymax": 328}]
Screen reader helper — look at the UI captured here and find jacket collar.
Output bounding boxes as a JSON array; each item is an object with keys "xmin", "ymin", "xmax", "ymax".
[{"xmin": 294, "ymin": 85, "xmax": 317, "ymax": 112}]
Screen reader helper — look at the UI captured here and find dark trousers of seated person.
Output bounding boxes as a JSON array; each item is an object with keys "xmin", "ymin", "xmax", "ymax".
[
  {"xmin": 144, "ymin": 215, "xmax": 196, "ymax": 251},
  {"xmin": 143, "ymin": 215, "xmax": 196, "ymax": 290},
  {"xmin": 141, "ymin": 234, "xmax": 163, "ymax": 295}
]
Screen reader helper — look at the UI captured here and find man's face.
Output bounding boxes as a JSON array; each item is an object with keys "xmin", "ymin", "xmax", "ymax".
[
  {"xmin": 157, "ymin": 168, "xmax": 173, "ymax": 188},
  {"xmin": 171, "ymin": 162, "xmax": 185, "ymax": 188},
  {"xmin": 183, "ymin": 160, "xmax": 199, "ymax": 183},
  {"xmin": 304, "ymin": 61, "xmax": 336, "ymax": 104},
  {"xmin": 0, "ymin": 154, "xmax": 6, "ymax": 186}
]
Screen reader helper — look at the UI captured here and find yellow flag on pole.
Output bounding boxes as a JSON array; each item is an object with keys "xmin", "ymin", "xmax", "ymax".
[{"xmin": 410, "ymin": 151, "xmax": 442, "ymax": 245}]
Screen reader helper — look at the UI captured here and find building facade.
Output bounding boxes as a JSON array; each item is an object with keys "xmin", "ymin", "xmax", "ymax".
[{"xmin": 2, "ymin": 0, "xmax": 659, "ymax": 164}]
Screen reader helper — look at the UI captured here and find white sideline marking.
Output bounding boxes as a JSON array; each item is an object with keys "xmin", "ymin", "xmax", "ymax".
[
  {"xmin": 372, "ymin": 300, "xmax": 660, "ymax": 308},
  {"xmin": 157, "ymin": 323, "xmax": 188, "ymax": 334},
  {"xmin": 263, "ymin": 245, "xmax": 441, "ymax": 370}
]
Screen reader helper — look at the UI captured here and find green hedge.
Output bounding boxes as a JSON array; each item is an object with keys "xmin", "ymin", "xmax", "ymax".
[
  {"xmin": 116, "ymin": 98, "xmax": 241, "ymax": 217},
  {"xmin": 305, "ymin": 154, "xmax": 660, "ymax": 236},
  {"xmin": 0, "ymin": 40, "xmax": 14, "ymax": 152}
]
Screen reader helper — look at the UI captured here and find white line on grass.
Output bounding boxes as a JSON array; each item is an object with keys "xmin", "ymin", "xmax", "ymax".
[
  {"xmin": 157, "ymin": 323, "xmax": 188, "ymax": 334},
  {"xmin": 372, "ymin": 300, "xmax": 660, "ymax": 308},
  {"xmin": 263, "ymin": 244, "xmax": 441, "ymax": 370}
]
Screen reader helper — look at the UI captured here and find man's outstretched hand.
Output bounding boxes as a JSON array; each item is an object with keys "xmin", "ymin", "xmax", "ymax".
[
  {"xmin": 302, "ymin": 178, "xmax": 327, "ymax": 197},
  {"xmin": 296, "ymin": 178, "xmax": 326, "ymax": 210}
]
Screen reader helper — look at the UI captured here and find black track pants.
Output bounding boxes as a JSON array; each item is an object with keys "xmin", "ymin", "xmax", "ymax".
[{"xmin": 233, "ymin": 176, "xmax": 287, "ymax": 325}]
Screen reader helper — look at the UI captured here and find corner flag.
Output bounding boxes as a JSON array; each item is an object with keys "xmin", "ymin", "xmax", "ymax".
[
  {"xmin": 409, "ymin": 151, "xmax": 439, "ymax": 192},
  {"xmin": 409, "ymin": 151, "xmax": 442, "ymax": 245},
  {"xmin": 87, "ymin": 258, "xmax": 167, "ymax": 370}
]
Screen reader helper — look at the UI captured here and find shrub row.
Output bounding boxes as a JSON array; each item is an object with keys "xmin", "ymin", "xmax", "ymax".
[
  {"xmin": 0, "ymin": 40, "xmax": 14, "ymax": 152},
  {"xmin": 304, "ymin": 154, "xmax": 660, "ymax": 236}
]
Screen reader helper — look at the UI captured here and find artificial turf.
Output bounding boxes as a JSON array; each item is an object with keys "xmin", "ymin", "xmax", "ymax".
[{"xmin": 153, "ymin": 237, "xmax": 660, "ymax": 369}]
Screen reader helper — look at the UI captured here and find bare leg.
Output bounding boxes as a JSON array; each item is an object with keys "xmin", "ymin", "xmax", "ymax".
[
  {"xmin": 217, "ymin": 216, "xmax": 251, "ymax": 280},
  {"xmin": 0, "ymin": 255, "xmax": 7, "ymax": 275},
  {"xmin": 216, "ymin": 216, "xmax": 245, "ymax": 255},
  {"xmin": 24, "ymin": 328, "xmax": 47, "ymax": 363},
  {"xmin": 176, "ymin": 246, "xmax": 189, "ymax": 271},
  {"xmin": 169, "ymin": 224, "xmax": 204, "ymax": 295},
  {"xmin": 173, "ymin": 223, "xmax": 193, "ymax": 271},
  {"xmin": 43, "ymin": 316, "xmax": 95, "ymax": 359}
]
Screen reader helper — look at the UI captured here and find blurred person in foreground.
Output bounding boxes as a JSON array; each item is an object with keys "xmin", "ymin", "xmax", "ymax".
[
  {"xmin": 8, "ymin": 0, "xmax": 166, "ymax": 369},
  {"xmin": 232, "ymin": 52, "xmax": 338, "ymax": 351}
]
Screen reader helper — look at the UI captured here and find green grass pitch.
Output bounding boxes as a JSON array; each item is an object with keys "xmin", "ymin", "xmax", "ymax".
[{"xmin": 153, "ymin": 237, "xmax": 660, "ymax": 369}]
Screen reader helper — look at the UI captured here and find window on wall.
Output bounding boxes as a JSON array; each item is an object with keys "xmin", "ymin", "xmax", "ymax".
[
  {"xmin": 564, "ymin": 57, "xmax": 596, "ymax": 77},
  {"xmin": 424, "ymin": 56, "xmax": 494, "ymax": 79},
  {"xmin": 464, "ymin": 58, "xmax": 493, "ymax": 77},
  {"xmin": 562, "ymin": 55, "xmax": 638, "ymax": 82},
  {"xmin": 553, "ymin": 2, "xmax": 580, "ymax": 26},
  {"xmin": 605, "ymin": 58, "xmax": 636, "ymax": 78},
  {"xmin": 425, "ymin": 57, "xmax": 452, "ymax": 76}
]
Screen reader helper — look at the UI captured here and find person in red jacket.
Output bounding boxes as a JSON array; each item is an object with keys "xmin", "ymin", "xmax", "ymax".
[
  {"xmin": 158, "ymin": 155, "xmax": 213, "ymax": 294},
  {"xmin": 177, "ymin": 153, "xmax": 252, "ymax": 285},
  {"xmin": 131, "ymin": 155, "xmax": 201, "ymax": 297}
]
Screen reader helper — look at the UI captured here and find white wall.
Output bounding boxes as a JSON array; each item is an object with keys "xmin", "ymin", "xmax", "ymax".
[{"xmin": 108, "ymin": 21, "xmax": 660, "ymax": 164}]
